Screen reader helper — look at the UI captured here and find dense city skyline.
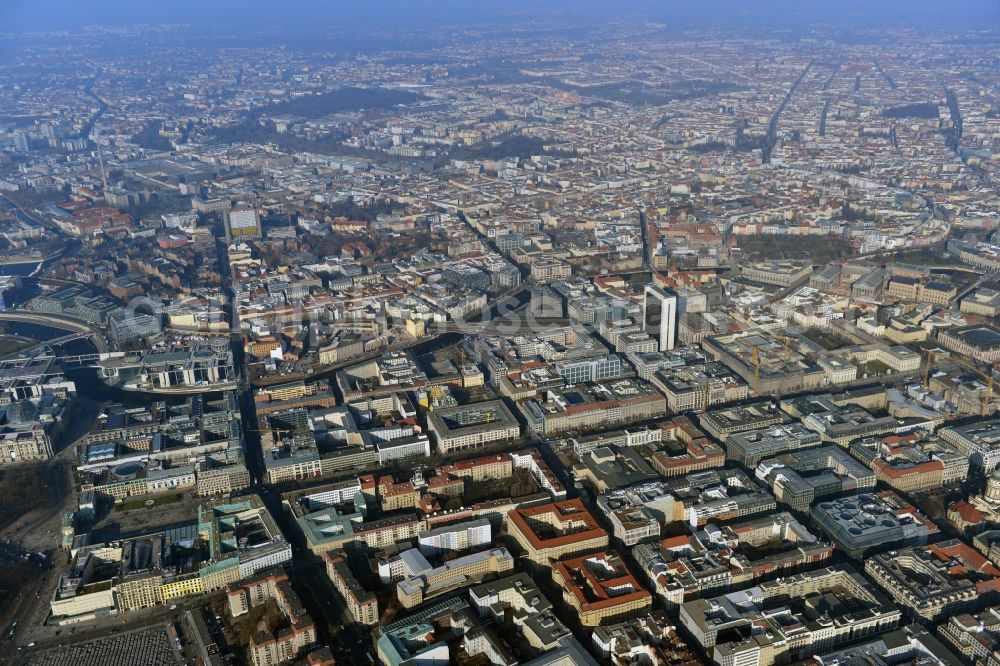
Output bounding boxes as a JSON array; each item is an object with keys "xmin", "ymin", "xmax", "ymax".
[
  {"xmin": 3, "ymin": 0, "xmax": 999, "ymax": 32},
  {"xmin": 0, "ymin": 3, "xmax": 997, "ymax": 666}
]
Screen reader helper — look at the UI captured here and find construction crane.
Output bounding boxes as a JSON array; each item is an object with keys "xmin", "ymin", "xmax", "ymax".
[
  {"xmin": 948, "ymin": 356, "xmax": 995, "ymax": 417},
  {"xmin": 922, "ymin": 348, "xmax": 933, "ymax": 387},
  {"xmin": 775, "ymin": 332, "xmax": 792, "ymax": 362},
  {"xmin": 751, "ymin": 345, "xmax": 762, "ymax": 396},
  {"xmin": 459, "ymin": 339, "xmax": 470, "ymax": 369}
]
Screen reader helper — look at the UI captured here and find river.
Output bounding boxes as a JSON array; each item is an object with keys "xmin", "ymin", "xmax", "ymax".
[
  {"xmin": 2, "ymin": 322, "xmax": 190, "ymax": 407},
  {"xmin": 0, "ymin": 262, "xmax": 41, "ymax": 277}
]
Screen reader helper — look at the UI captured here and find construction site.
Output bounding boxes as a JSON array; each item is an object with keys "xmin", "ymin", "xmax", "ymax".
[{"xmin": 702, "ymin": 329, "xmax": 827, "ymax": 396}]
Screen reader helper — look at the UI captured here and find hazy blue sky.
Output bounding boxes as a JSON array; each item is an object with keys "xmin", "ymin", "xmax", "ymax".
[{"xmin": 0, "ymin": 0, "xmax": 996, "ymax": 32}]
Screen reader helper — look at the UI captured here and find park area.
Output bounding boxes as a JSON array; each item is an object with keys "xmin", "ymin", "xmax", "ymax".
[{"xmin": 735, "ymin": 235, "xmax": 855, "ymax": 263}]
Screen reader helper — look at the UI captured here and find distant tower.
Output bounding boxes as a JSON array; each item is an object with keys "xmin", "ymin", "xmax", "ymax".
[
  {"xmin": 13, "ymin": 131, "xmax": 29, "ymax": 154},
  {"xmin": 643, "ymin": 285, "xmax": 677, "ymax": 351},
  {"xmin": 97, "ymin": 150, "xmax": 109, "ymax": 192}
]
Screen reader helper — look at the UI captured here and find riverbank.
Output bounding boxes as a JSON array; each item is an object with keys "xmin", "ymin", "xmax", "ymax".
[{"xmin": 0, "ymin": 247, "xmax": 67, "ymax": 277}]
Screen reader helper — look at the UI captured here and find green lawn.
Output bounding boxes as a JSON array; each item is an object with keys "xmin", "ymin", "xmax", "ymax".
[
  {"xmin": 117, "ymin": 493, "xmax": 183, "ymax": 511},
  {"xmin": 0, "ymin": 337, "xmax": 29, "ymax": 357}
]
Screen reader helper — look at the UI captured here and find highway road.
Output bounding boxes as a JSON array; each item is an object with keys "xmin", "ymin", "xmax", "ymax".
[{"xmin": 0, "ymin": 462, "xmax": 70, "ymax": 661}]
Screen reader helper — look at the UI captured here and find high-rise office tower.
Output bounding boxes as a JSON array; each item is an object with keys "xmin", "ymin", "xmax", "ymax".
[
  {"xmin": 643, "ymin": 284, "xmax": 677, "ymax": 351},
  {"xmin": 13, "ymin": 131, "xmax": 29, "ymax": 153}
]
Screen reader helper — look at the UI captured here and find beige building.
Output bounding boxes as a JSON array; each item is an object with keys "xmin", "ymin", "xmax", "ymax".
[
  {"xmin": 0, "ymin": 428, "xmax": 54, "ymax": 465},
  {"xmin": 196, "ymin": 465, "xmax": 251, "ymax": 497},
  {"xmin": 227, "ymin": 570, "xmax": 318, "ymax": 666},
  {"xmin": 530, "ymin": 258, "xmax": 572, "ymax": 281},
  {"xmin": 437, "ymin": 453, "xmax": 513, "ymax": 482},
  {"xmin": 886, "ymin": 277, "xmax": 957, "ymax": 305},
  {"xmin": 297, "ymin": 509, "xmax": 423, "ymax": 556},
  {"xmin": 680, "ymin": 566, "xmax": 901, "ymax": 666},
  {"xmin": 115, "ymin": 573, "xmax": 164, "ymax": 611},
  {"xmin": 961, "ymin": 288, "xmax": 1000, "ymax": 317},
  {"xmin": 939, "ymin": 325, "xmax": 1000, "ymax": 364},
  {"xmin": 865, "ymin": 540, "xmax": 1000, "ymax": 621},
  {"xmin": 326, "ymin": 552, "xmax": 379, "ymax": 626},
  {"xmin": 506, "ymin": 498, "xmax": 609, "ymax": 564},
  {"xmin": 650, "ymin": 439, "xmax": 725, "ymax": 477},
  {"xmin": 377, "ymin": 476, "xmax": 421, "ymax": 511},
  {"xmin": 840, "ymin": 343, "xmax": 921, "ymax": 373},
  {"xmin": 427, "ymin": 401, "xmax": 520, "ymax": 455},
  {"xmin": 521, "ymin": 384, "xmax": 667, "ymax": 437},
  {"xmin": 552, "ymin": 551, "xmax": 652, "ymax": 626},
  {"xmin": 740, "ymin": 260, "xmax": 811, "ymax": 287},
  {"xmin": 397, "ymin": 547, "xmax": 514, "ymax": 608},
  {"xmin": 265, "ymin": 456, "xmax": 323, "ymax": 484}
]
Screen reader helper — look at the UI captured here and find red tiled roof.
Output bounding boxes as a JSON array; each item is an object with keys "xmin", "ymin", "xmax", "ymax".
[{"xmin": 507, "ymin": 498, "xmax": 607, "ymax": 550}]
